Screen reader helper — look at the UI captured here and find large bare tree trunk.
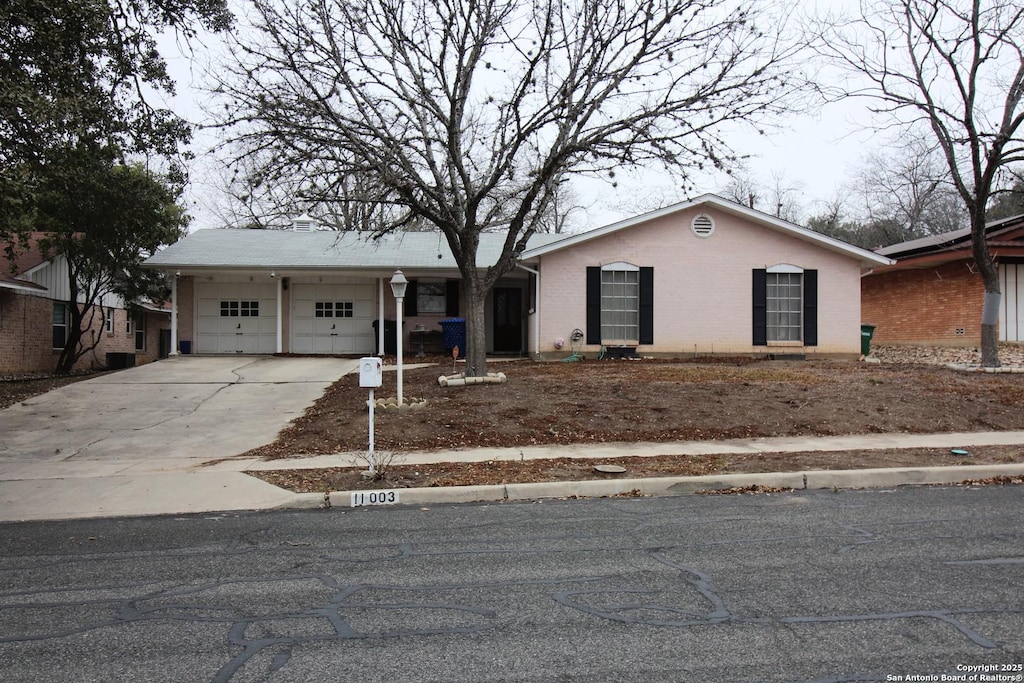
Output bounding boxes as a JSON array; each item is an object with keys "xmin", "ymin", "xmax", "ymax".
[
  {"xmin": 974, "ymin": 259, "xmax": 999, "ymax": 368},
  {"xmin": 973, "ymin": 212, "xmax": 1001, "ymax": 368},
  {"xmin": 463, "ymin": 276, "xmax": 489, "ymax": 377},
  {"xmin": 980, "ymin": 315, "xmax": 1000, "ymax": 368}
]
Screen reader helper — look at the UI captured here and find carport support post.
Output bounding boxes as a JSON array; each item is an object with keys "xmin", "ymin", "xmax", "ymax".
[
  {"xmin": 377, "ymin": 279, "xmax": 385, "ymax": 357},
  {"xmin": 275, "ymin": 276, "xmax": 283, "ymax": 353},
  {"xmin": 169, "ymin": 273, "xmax": 179, "ymax": 356}
]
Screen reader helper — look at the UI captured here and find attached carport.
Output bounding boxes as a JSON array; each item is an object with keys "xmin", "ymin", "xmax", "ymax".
[{"xmin": 143, "ymin": 227, "xmax": 548, "ymax": 357}]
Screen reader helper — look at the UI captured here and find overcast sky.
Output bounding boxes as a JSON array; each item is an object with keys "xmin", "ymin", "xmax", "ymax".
[{"xmin": 160, "ymin": 1, "xmax": 881, "ymax": 233}]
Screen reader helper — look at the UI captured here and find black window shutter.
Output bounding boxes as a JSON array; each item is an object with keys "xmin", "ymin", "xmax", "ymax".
[
  {"xmin": 803, "ymin": 270, "xmax": 818, "ymax": 346},
  {"xmin": 639, "ymin": 267, "xmax": 654, "ymax": 345},
  {"xmin": 752, "ymin": 269, "xmax": 767, "ymax": 346},
  {"xmin": 445, "ymin": 280, "xmax": 460, "ymax": 317},
  {"xmin": 586, "ymin": 267, "xmax": 601, "ymax": 345},
  {"xmin": 405, "ymin": 280, "xmax": 418, "ymax": 317}
]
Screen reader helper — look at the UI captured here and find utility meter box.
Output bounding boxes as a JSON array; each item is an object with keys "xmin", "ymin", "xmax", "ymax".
[{"xmin": 358, "ymin": 356, "xmax": 383, "ymax": 388}]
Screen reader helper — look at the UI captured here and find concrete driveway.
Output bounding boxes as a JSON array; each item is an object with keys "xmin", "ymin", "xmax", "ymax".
[{"xmin": 0, "ymin": 356, "xmax": 357, "ymax": 521}]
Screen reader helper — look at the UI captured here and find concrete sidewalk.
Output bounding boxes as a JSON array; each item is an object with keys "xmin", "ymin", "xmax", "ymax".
[{"xmin": 3, "ymin": 430, "xmax": 1024, "ymax": 522}]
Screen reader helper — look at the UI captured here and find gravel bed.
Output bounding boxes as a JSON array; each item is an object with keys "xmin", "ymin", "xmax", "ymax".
[{"xmin": 871, "ymin": 343, "xmax": 1024, "ymax": 366}]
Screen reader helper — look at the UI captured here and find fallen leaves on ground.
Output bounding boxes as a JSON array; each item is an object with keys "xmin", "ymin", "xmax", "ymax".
[{"xmin": 247, "ymin": 446, "xmax": 1024, "ymax": 493}]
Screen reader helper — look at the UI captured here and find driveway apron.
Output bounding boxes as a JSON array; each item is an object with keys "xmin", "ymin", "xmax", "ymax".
[{"xmin": 0, "ymin": 357, "xmax": 356, "ymax": 520}]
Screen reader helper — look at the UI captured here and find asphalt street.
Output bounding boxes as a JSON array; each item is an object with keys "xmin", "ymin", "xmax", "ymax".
[{"xmin": 0, "ymin": 485, "xmax": 1021, "ymax": 682}]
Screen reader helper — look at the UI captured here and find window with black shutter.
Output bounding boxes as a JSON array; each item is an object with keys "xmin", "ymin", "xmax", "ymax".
[{"xmin": 585, "ymin": 263, "xmax": 654, "ymax": 346}]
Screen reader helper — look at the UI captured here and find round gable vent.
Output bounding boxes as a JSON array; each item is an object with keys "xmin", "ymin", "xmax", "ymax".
[{"xmin": 691, "ymin": 213, "xmax": 715, "ymax": 238}]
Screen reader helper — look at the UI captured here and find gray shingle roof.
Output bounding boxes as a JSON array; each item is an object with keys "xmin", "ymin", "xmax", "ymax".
[{"xmin": 144, "ymin": 229, "xmax": 565, "ymax": 270}]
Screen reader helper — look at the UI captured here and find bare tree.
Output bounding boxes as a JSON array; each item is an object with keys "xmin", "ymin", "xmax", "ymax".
[
  {"xmin": 817, "ymin": 0, "xmax": 1024, "ymax": 367},
  {"xmin": 213, "ymin": 153, "xmax": 431, "ymax": 232},
  {"xmin": 212, "ymin": 0, "xmax": 805, "ymax": 376},
  {"xmin": 721, "ymin": 171, "xmax": 761, "ymax": 210},
  {"xmin": 987, "ymin": 175, "xmax": 1024, "ymax": 219},
  {"xmin": 766, "ymin": 170, "xmax": 806, "ymax": 223},
  {"xmin": 854, "ymin": 136, "xmax": 966, "ymax": 239},
  {"xmin": 720, "ymin": 169, "xmax": 804, "ymax": 222},
  {"xmin": 536, "ymin": 178, "xmax": 587, "ymax": 234}
]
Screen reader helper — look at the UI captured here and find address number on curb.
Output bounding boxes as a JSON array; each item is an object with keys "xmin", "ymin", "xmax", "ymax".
[{"xmin": 351, "ymin": 490, "xmax": 400, "ymax": 507}]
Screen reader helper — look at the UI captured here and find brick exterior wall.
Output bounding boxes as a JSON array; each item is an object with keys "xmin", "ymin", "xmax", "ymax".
[
  {"xmin": 79, "ymin": 308, "xmax": 168, "ymax": 367},
  {"xmin": 0, "ymin": 290, "xmax": 56, "ymax": 373},
  {"xmin": 861, "ymin": 260, "xmax": 984, "ymax": 347},
  {"xmin": 0, "ymin": 290, "xmax": 168, "ymax": 374},
  {"xmin": 534, "ymin": 206, "xmax": 867, "ymax": 357}
]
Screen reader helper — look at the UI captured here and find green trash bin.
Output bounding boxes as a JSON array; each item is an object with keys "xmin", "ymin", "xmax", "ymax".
[{"xmin": 860, "ymin": 324, "xmax": 876, "ymax": 356}]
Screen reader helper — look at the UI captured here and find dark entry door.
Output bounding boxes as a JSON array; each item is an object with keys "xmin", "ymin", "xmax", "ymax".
[{"xmin": 493, "ymin": 288, "xmax": 523, "ymax": 354}]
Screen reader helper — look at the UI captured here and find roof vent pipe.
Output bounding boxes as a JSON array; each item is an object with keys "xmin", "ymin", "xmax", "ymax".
[{"xmin": 292, "ymin": 214, "xmax": 316, "ymax": 232}]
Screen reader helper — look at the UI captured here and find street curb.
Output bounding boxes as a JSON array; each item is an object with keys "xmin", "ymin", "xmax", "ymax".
[
  {"xmin": 314, "ymin": 463, "xmax": 1024, "ymax": 509},
  {"xmin": 278, "ymin": 493, "xmax": 330, "ymax": 511}
]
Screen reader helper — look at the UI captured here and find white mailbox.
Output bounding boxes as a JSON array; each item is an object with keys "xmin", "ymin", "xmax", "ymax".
[{"xmin": 358, "ymin": 356, "xmax": 383, "ymax": 388}]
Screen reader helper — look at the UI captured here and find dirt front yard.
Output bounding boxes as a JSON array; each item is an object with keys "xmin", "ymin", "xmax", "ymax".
[
  {"xmin": 250, "ymin": 356, "xmax": 1024, "ymax": 456},
  {"xmin": 245, "ymin": 351, "xmax": 1024, "ymax": 493}
]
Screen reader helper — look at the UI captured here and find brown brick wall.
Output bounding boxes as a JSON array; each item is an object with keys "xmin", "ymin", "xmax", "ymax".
[
  {"xmin": 77, "ymin": 308, "xmax": 169, "ymax": 367},
  {"xmin": 0, "ymin": 291, "xmax": 57, "ymax": 373},
  {"xmin": 0, "ymin": 291, "xmax": 169, "ymax": 374},
  {"xmin": 861, "ymin": 260, "xmax": 984, "ymax": 347}
]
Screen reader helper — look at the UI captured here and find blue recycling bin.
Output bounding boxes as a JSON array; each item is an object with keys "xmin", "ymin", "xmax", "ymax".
[{"xmin": 438, "ymin": 318, "xmax": 466, "ymax": 358}]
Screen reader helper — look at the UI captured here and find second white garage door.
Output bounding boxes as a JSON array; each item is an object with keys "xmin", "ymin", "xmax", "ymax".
[{"xmin": 291, "ymin": 283, "xmax": 376, "ymax": 354}]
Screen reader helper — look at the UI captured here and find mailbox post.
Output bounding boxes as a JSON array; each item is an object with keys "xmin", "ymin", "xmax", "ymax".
[{"xmin": 359, "ymin": 357, "xmax": 383, "ymax": 475}]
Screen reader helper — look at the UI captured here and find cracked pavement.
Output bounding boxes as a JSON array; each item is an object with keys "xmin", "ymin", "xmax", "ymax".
[
  {"xmin": 0, "ymin": 356, "xmax": 356, "ymax": 468},
  {"xmin": 0, "ymin": 357, "xmax": 357, "ymax": 520},
  {"xmin": 0, "ymin": 486, "xmax": 1021, "ymax": 681}
]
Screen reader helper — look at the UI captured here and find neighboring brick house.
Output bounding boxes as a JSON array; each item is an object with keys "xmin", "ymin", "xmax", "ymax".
[
  {"xmin": 861, "ymin": 214, "xmax": 1024, "ymax": 347},
  {"xmin": 1, "ymin": 235, "xmax": 170, "ymax": 374},
  {"xmin": 145, "ymin": 195, "xmax": 891, "ymax": 359}
]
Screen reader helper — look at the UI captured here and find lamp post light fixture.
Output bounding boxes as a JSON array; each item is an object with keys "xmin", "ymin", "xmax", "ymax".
[{"xmin": 389, "ymin": 269, "xmax": 409, "ymax": 404}]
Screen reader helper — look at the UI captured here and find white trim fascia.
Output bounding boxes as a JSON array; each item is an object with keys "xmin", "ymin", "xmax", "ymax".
[
  {"xmin": 601, "ymin": 261, "xmax": 640, "ymax": 271},
  {"xmin": 0, "ymin": 280, "xmax": 48, "ymax": 293},
  {"xmin": 767, "ymin": 263, "xmax": 804, "ymax": 274},
  {"xmin": 519, "ymin": 193, "xmax": 895, "ymax": 267}
]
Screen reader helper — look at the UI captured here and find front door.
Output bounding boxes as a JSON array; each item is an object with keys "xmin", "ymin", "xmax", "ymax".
[{"xmin": 493, "ymin": 287, "xmax": 522, "ymax": 354}]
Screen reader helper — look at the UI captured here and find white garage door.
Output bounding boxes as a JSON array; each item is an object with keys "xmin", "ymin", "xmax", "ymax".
[
  {"xmin": 196, "ymin": 282, "xmax": 278, "ymax": 354},
  {"xmin": 291, "ymin": 283, "xmax": 375, "ymax": 354}
]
